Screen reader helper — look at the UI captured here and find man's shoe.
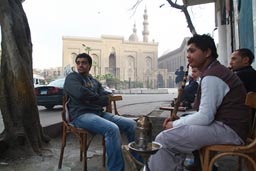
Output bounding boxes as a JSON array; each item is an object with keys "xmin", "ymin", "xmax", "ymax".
[
  {"xmin": 212, "ymin": 165, "xmax": 218, "ymax": 171},
  {"xmin": 184, "ymin": 162, "xmax": 202, "ymax": 171},
  {"xmin": 185, "ymin": 163, "xmax": 218, "ymax": 171}
]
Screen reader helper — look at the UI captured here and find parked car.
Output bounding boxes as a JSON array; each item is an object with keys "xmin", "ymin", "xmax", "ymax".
[
  {"xmin": 33, "ymin": 74, "xmax": 47, "ymax": 87},
  {"xmin": 35, "ymin": 77, "xmax": 113, "ymax": 109},
  {"xmin": 34, "ymin": 78, "xmax": 65, "ymax": 109},
  {"xmin": 102, "ymin": 85, "xmax": 114, "ymax": 94}
]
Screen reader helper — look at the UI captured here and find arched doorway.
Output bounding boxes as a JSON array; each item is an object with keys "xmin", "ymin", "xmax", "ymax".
[
  {"xmin": 157, "ymin": 73, "xmax": 164, "ymax": 88},
  {"xmin": 109, "ymin": 47, "xmax": 116, "ymax": 77}
]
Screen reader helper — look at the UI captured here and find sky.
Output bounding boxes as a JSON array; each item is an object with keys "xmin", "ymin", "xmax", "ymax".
[{"xmin": 0, "ymin": 0, "xmax": 215, "ymax": 69}]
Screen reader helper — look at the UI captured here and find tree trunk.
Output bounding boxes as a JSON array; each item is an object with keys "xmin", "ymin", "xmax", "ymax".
[{"xmin": 0, "ymin": 0, "xmax": 50, "ymax": 156}]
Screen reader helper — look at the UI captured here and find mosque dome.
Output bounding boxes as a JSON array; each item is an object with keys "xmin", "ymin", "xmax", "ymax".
[{"xmin": 129, "ymin": 24, "xmax": 139, "ymax": 42}]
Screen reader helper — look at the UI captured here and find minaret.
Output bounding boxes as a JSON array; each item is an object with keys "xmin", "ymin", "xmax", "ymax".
[{"xmin": 142, "ymin": 7, "xmax": 149, "ymax": 42}]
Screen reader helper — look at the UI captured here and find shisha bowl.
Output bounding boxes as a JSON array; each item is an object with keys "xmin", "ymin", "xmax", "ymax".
[{"xmin": 128, "ymin": 141, "xmax": 162, "ymax": 157}]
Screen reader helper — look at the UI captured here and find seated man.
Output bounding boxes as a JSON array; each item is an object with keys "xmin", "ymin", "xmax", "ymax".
[
  {"xmin": 186, "ymin": 48, "xmax": 256, "ymax": 171},
  {"xmin": 148, "ymin": 34, "xmax": 251, "ymax": 171},
  {"xmin": 180, "ymin": 67, "xmax": 200, "ymax": 109},
  {"xmin": 64, "ymin": 53, "xmax": 142, "ymax": 171},
  {"xmin": 230, "ymin": 48, "xmax": 256, "ymax": 92}
]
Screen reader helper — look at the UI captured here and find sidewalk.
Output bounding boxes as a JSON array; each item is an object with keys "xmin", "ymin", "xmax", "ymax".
[
  {"xmin": 0, "ymin": 111, "xmax": 239, "ymax": 171},
  {"xmin": 0, "ymin": 93, "xmax": 240, "ymax": 171}
]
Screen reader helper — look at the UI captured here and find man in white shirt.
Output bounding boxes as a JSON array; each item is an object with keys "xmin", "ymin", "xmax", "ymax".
[{"xmin": 148, "ymin": 34, "xmax": 251, "ymax": 171}]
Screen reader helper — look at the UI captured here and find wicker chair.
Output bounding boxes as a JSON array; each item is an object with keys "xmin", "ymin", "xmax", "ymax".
[
  {"xmin": 58, "ymin": 96, "xmax": 106, "ymax": 171},
  {"xmin": 58, "ymin": 95, "xmax": 127, "ymax": 171},
  {"xmin": 200, "ymin": 92, "xmax": 256, "ymax": 171},
  {"xmin": 106, "ymin": 95, "xmax": 123, "ymax": 115}
]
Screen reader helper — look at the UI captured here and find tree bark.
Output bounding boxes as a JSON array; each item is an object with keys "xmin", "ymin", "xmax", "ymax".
[{"xmin": 0, "ymin": 0, "xmax": 50, "ymax": 155}]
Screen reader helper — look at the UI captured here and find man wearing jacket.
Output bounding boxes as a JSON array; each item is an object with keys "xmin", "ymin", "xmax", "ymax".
[
  {"xmin": 230, "ymin": 48, "xmax": 256, "ymax": 92},
  {"xmin": 64, "ymin": 53, "xmax": 141, "ymax": 171}
]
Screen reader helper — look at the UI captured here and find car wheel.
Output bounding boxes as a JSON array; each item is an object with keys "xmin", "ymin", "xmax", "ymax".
[{"xmin": 45, "ymin": 105, "xmax": 54, "ymax": 110}]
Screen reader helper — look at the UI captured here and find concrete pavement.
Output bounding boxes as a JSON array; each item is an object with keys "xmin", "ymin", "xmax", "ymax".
[{"xmin": 0, "ymin": 92, "xmax": 240, "ymax": 171}]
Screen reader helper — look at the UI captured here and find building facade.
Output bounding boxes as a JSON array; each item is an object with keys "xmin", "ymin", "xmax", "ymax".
[
  {"xmin": 62, "ymin": 9, "xmax": 159, "ymax": 89},
  {"xmin": 157, "ymin": 0, "xmax": 256, "ymax": 89},
  {"xmin": 157, "ymin": 38, "xmax": 189, "ymax": 88},
  {"xmin": 183, "ymin": 0, "xmax": 256, "ymax": 68}
]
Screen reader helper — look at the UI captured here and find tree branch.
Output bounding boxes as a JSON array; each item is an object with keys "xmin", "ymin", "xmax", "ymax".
[{"xmin": 166, "ymin": 0, "xmax": 197, "ymax": 35}]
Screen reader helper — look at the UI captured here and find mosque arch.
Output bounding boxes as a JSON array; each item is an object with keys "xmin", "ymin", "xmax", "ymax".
[
  {"xmin": 145, "ymin": 56, "xmax": 152, "ymax": 73},
  {"xmin": 71, "ymin": 52, "xmax": 77, "ymax": 66},
  {"xmin": 109, "ymin": 47, "xmax": 116, "ymax": 77},
  {"xmin": 157, "ymin": 73, "xmax": 164, "ymax": 88},
  {"xmin": 144, "ymin": 56, "xmax": 153, "ymax": 88},
  {"xmin": 91, "ymin": 53, "xmax": 100, "ymax": 76},
  {"xmin": 169, "ymin": 75, "xmax": 175, "ymax": 88},
  {"xmin": 126, "ymin": 55, "xmax": 135, "ymax": 81},
  {"xmin": 68, "ymin": 52, "xmax": 78, "ymax": 72}
]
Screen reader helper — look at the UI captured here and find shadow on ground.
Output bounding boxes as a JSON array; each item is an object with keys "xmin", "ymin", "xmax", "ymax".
[
  {"xmin": 0, "ymin": 133, "xmax": 239, "ymax": 171},
  {"xmin": 0, "ymin": 135, "xmax": 109, "ymax": 171}
]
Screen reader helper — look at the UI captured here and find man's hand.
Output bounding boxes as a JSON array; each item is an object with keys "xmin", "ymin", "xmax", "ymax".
[{"xmin": 163, "ymin": 118, "xmax": 174, "ymax": 130}]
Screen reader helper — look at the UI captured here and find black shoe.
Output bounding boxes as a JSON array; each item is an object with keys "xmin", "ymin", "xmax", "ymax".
[
  {"xmin": 185, "ymin": 163, "xmax": 218, "ymax": 171},
  {"xmin": 213, "ymin": 165, "xmax": 218, "ymax": 171},
  {"xmin": 184, "ymin": 163, "xmax": 202, "ymax": 171}
]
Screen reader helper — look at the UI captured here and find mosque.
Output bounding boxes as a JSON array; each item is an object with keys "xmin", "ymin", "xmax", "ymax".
[{"xmin": 62, "ymin": 8, "xmax": 161, "ymax": 89}]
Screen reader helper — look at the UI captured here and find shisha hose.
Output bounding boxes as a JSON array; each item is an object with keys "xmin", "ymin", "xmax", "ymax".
[{"xmin": 170, "ymin": 64, "xmax": 190, "ymax": 121}]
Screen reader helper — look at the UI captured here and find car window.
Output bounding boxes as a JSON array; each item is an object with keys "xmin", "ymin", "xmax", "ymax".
[
  {"xmin": 34, "ymin": 78, "xmax": 46, "ymax": 86},
  {"xmin": 48, "ymin": 79, "xmax": 65, "ymax": 87}
]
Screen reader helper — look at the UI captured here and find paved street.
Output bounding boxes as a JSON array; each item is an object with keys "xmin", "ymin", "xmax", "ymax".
[{"xmin": 0, "ymin": 93, "xmax": 175, "ymax": 134}]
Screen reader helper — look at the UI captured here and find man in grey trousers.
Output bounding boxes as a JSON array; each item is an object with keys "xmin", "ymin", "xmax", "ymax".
[{"xmin": 148, "ymin": 34, "xmax": 251, "ymax": 171}]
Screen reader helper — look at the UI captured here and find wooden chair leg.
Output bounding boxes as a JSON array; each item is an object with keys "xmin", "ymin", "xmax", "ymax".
[
  {"xmin": 200, "ymin": 148, "xmax": 205, "ymax": 171},
  {"xmin": 59, "ymin": 129, "xmax": 105, "ymax": 171},
  {"xmin": 83, "ymin": 134, "xmax": 88, "ymax": 171},
  {"xmin": 102, "ymin": 136, "xmax": 106, "ymax": 167},
  {"xmin": 243, "ymin": 153, "xmax": 256, "ymax": 171},
  {"xmin": 58, "ymin": 126, "xmax": 67, "ymax": 169},
  {"xmin": 80, "ymin": 133, "xmax": 84, "ymax": 161},
  {"xmin": 238, "ymin": 156, "xmax": 242, "ymax": 171},
  {"xmin": 202, "ymin": 149, "xmax": 211, "ymax": 171}
]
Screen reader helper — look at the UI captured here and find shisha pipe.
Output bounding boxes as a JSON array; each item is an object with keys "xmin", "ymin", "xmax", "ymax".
[
  {"xmin": 170, "ymin": 64, "xmax": 190, "ymax": 121},
  {"xmin": 128, "ymin": 116, "xmax": 162, "ymax": 171}
]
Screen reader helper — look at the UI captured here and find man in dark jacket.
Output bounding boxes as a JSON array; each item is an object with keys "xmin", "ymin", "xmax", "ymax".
[
  {"xmin": 230, "ymin": 48, "xmax": 256, "ymax": 92},
  {"xmin": 64, "ymin": 53, "xmax": 141, "ymax": 171},
  {"xmin": 175, "ymin": 66, "xmax": 185, "ymax": 87},
  {"xmin": 181, "ymin": 67, "xmax": 200, "ymax": 109}
]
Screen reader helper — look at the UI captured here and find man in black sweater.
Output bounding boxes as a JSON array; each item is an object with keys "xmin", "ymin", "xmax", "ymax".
[{"xmin": 230, "ymin": 48, "xmax": 256, "ymax": 92}]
